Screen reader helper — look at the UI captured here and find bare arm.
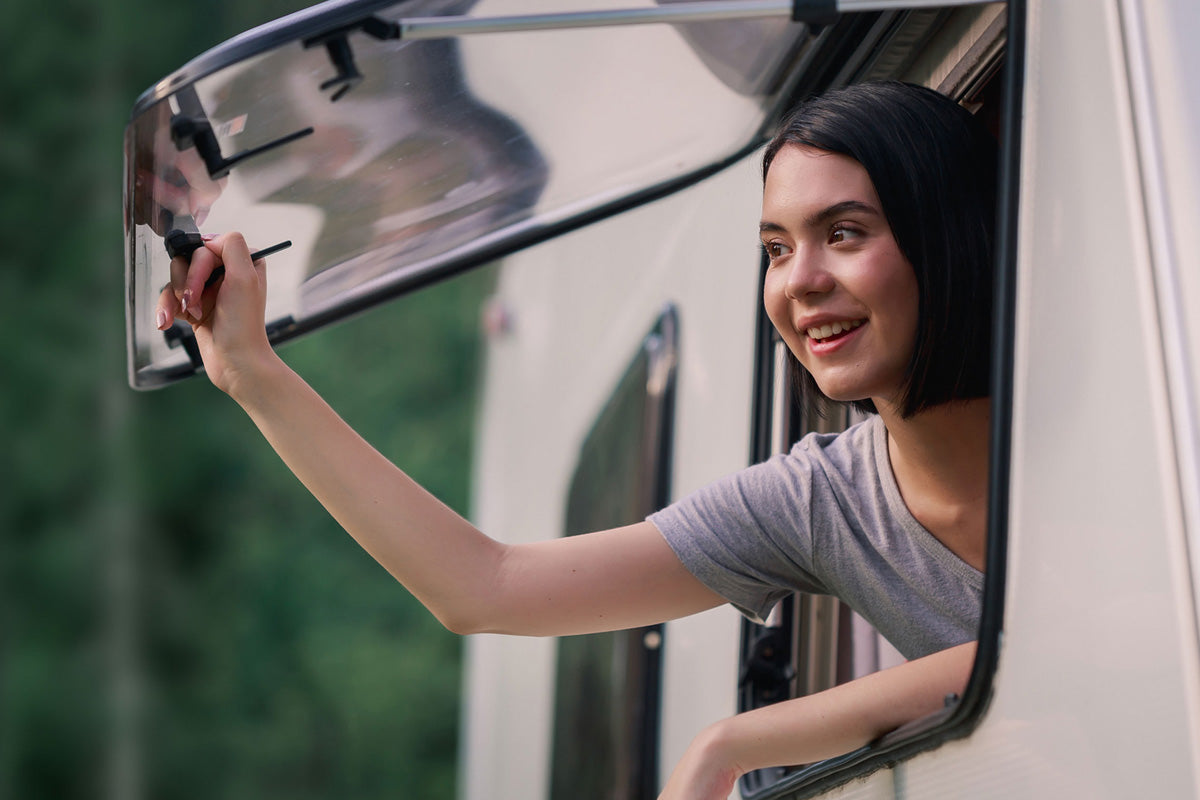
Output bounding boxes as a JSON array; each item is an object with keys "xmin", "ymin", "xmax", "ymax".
[
  {"xmin": 659, "ymin": 641, "xmax": 977, "ymax": 799},
  {"xmin": 157, "ymin": 233, "xmax": 723, "ymax": 636}
]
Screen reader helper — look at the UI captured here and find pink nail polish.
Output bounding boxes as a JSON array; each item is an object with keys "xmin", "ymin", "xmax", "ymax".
[
  {"xmin": 180, "ymin": 290, "xmax": 192, "ymax": 318},
  {"xmin": 201, "ymin": 233, "xmax": 217, "ymax": 241},
  {"xmin": 156, "ymin": 308, "xmax": 169, "ymax": 330}
]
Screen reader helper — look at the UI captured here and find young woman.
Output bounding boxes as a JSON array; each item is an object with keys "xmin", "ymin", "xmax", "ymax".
[{"xmin": 155, "ymin": 81, "xmax": 997, "ymax": 800}]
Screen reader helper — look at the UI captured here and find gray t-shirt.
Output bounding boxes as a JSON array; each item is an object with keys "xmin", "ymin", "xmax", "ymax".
[{"xmin": 648, "ymin": 415, "xmax": 982, "ymax": 660}]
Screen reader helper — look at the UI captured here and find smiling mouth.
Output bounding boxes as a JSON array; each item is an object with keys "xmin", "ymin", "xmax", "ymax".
[{"xmin": 806, "ymin": 319, "xmax": 864, "ymax": 343}]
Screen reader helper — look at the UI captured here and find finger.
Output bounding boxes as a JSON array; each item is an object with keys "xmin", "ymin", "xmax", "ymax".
[
  {"xmin": 156, "ymin": 283, "xmax": 182, "ymax": 331},
  {"xmin": 181, "ymin": 244, "xmax": 222, "ymax": 321},
  {"xmin": 203, "ymin": 232, "xmax": 257, "ymax": 286},
  {"xmin": 169, "ymin": 255, "xmax": 190, "ymax": 300},
  {"xmin": 191, "ymin": 275, "xmax": 222, "ymax": 327},
  {"xmin": 248, "ymin": 246, "xmax": 271, "ymax": 289}
]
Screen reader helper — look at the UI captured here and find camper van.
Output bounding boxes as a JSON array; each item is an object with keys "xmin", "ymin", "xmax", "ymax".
[{"xmin": 125, "ymin": 0, "xmax": 1200, "ymax": 797}]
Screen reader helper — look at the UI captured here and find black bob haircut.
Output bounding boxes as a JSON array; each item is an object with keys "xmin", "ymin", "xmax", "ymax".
[{"xmin": 762, "ymin": 81, "xmax": 998, "ymax": 419}]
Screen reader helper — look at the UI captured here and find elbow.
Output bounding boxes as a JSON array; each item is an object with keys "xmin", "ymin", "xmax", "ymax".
[
  {"xmin": 423, "ymin": 591, "xmax": 492, "ymax": 635},
  {"xmin": 437, "ymin": 609, "xmax": 488, "ymax": 637},
  {"xmin": 436, "ymin": 605, "xmax": 539, "ymax": 637},
  {"xmin": 424, "ymin": 540, "xmax": 521, "ymax": 637},
  {"xmin": 437, "ymin": 599, "xmax": 523, "ymax": 636},
  {"xmin": 426, "ymin": 579, "xmax": 505, "ymax": 637}
]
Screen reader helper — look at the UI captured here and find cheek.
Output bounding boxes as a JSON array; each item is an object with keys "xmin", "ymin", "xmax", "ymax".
[
  {"xmin": 762, "ymin": 274, "xmax": 791, "ymax": 336},
  {"xmin": 872, "ymin": 253, "xmax": 919, "ymax": 327},
  {"xmin": 762, "ymin": 276, "xmax": 810, "ymax": 364}
]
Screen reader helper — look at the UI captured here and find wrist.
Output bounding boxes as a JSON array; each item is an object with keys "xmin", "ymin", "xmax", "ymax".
[
  {"xmin": 693, "ymin": 719, "xmax": 749, "ymax": 786},
  {"xmin": 221, "ymin": 348, "xmax": 289, "ymax": 407}
]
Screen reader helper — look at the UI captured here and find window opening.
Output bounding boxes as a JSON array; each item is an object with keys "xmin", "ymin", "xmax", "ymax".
[{"xmin": 736, "ymin": 1, "xmax": 1020, "ymax": 796}]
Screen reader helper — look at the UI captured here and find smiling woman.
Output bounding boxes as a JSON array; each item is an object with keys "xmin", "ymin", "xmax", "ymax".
[
  {"xmin": 760, "ymin": 146, "xmax": 920, "ymax": 409},
  {"xmin": 155, "ymin": 80, "xmax": 998, "ymax": 799},
  {"xmin": 652, "ymin": 85, "xmax": 996, "ymax": 641},
  {"xmin": 764, "ymin": 81, "xmax": 997, "ymax": 421}
]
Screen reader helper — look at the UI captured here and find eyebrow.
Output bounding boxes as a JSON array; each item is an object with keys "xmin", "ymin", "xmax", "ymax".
[{"xmin": 759, "ymin": 200, "xmax": 881, "ymax": 236}]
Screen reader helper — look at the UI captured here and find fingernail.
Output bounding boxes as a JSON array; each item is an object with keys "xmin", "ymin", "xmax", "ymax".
[
  {"xmin": 181, "ymin": 290, "xmax": 193, "ymax": 319},
  {"xmin": 201, "ymin": 233, "xmax": 217, "ymax": 241},
  {"xmin": 156, "ymin": 308, "xmax": 169, "ymax": 330}
]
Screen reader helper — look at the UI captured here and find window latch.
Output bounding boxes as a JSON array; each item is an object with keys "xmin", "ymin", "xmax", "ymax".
[
  {"xmin": 739, "ymin": 627, "xmax": 796, "ymax": 705},
  {"xmin": 303, "ymin": 15, "xmax": 401, "ymax": 102},
  {"xmin": 169, "ymin": 112, "xmax": 314, "ymax": 181}
]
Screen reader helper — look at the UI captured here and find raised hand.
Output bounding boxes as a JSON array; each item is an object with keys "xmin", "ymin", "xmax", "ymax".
[{"xmin": 155, "ymin": 232, "xmax": 276, "ymax": 396}]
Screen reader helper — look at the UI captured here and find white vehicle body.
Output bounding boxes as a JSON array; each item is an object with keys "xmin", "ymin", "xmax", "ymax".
[{"xmin": 465, "ymin": 1, "xmax": 1200, "ymax": 797}]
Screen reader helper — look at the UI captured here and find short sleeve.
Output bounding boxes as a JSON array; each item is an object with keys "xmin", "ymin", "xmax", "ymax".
[{"xmin": 647, "ymin": 446, "xmax": 831, "ymax": 623}]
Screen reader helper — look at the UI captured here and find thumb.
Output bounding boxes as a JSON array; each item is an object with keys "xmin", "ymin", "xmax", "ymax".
[{"xmin": 203, "ymin": 232, "xmax": 262, "ymax": 288}]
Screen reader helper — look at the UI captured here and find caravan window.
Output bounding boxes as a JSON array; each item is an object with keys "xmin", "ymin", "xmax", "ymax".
[
  {"xmin": 736, "ymin": 3, "xmax": 1017, "ymax": 796},
  {"xmin": 550, "ymin": 308, "xmax": 678, "ymax": 800}
]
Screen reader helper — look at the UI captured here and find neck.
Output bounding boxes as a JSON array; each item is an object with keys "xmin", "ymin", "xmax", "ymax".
[
  {"xmin": 876, "ymin": 398, "xmax": 991, "ymax": 494},
  {"xmin": 874, "ymin": 397, "xmax": 991, "ymax": 570}
]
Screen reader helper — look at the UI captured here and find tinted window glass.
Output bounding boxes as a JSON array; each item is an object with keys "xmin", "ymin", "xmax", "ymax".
[{"xmin": 550, "ymin": 308, "xmax": 677, "ymax": 800}]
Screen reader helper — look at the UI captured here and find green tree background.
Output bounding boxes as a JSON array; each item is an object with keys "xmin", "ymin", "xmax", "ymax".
[{"xmin": 1, "ymin": 2, "xmax": 484, "ymax": 797}]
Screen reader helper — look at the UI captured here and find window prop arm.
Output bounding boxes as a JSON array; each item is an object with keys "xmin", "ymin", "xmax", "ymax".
[{"xmin": 387, "ymin": 0, "xmax": 995, "ymax": 40}]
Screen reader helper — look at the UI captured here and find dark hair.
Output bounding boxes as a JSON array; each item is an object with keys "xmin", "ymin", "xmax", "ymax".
[{"xmin": 763, "ymin": 81, "xmax": 998, "ymax": 419}]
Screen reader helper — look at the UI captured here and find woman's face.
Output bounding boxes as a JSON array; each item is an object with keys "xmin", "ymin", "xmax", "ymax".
[
  {"xmin": 133, "ymin": 118, "xmax": 226, "ymax": 234},
  {"xmin": 760, "ymin": 145, "xmax": 919, "ymax": 410}
]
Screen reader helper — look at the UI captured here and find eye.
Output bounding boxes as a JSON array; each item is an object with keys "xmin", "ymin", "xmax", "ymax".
[
  {"xmin": 828, "ymin": 223, "xmax": 863, "ymax": 245},
  {"xmin": 761, "ymin": 240, "xmax": 791, "ymax": 261}
]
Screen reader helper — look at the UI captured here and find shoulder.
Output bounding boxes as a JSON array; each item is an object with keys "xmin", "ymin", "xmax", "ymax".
[
  {"xmin": 681, "ymin": 415, "xmax": 883, "ymax": 507},
  {"xmin": 650, "ymin": 415, "xmax": 884, "ymax": 532},
  {"xmin": 784, "ymin": 414, "xmax": 883, "ymax": 481},
  {"xmin": 779, "ymin": 415, "xmax": 896, "ymax": 540}
]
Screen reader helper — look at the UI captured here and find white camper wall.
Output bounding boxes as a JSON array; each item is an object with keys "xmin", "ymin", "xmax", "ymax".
[
  {"xmin": 873, "ymin": 1, "xmax": 1200, "ymax": 797},
  {"xmin": 464, "ymin": 153, "xmax": 765, "ymax": 799},
  {"xmin": 1132, "ymin": 0, "xmax": 1200, "ymax": 629}
]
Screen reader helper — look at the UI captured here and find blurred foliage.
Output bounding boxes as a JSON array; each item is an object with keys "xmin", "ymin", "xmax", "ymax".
[{"xmin": 1, "ymin": 1, "xmax": 484, "ymax": 798}]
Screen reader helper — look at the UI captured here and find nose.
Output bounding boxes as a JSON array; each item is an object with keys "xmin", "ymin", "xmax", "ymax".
[{"xmin": 784, "ymin": 245, "xmax": 836, "ymax": 300}]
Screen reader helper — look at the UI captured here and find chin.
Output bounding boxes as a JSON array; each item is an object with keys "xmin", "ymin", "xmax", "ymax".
[
  {"xmin": 809, "ymin": 377, "xmax": 870, "ymax": 404},
  {"xmin": 809, "ymin": 369, "xmax": 903, "ymax": 408}
]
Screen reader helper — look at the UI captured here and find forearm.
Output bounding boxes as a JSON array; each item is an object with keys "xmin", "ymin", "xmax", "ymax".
[
  {"xmin": 228, "ymin": 354, "xmax": 505, "ymax": 633},
  {"xmin": 697, "ymin": 642, "xmax": 976, "ymax": 779},
  {"xmin": 166, "ymin": 234, "xmax": 722, "ymax": 640}
]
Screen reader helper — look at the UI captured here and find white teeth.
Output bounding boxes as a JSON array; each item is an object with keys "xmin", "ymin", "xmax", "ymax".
[{"xmin": 806, "ymin": 319, "xmax": 863, "ymax": 340}]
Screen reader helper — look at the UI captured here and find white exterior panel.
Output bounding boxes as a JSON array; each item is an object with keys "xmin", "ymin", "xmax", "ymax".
[
  {"xmin": 465, "ymin": 154, "xmax": 764, "ymax": 800},
  {"xmin": 904, "ymin": 0, "xmax": 1200, "ymax": 796}
]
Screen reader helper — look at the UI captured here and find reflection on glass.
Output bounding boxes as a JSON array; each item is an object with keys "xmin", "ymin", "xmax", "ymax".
[{"xmin": 125, "ymin": 1, "xmax": 812, "ymax": 387}]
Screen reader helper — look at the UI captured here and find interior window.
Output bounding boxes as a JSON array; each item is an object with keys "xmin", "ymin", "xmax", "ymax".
[{"xmin": 549, "ymin": 308, "xmax": 678, "ymax": 800}]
